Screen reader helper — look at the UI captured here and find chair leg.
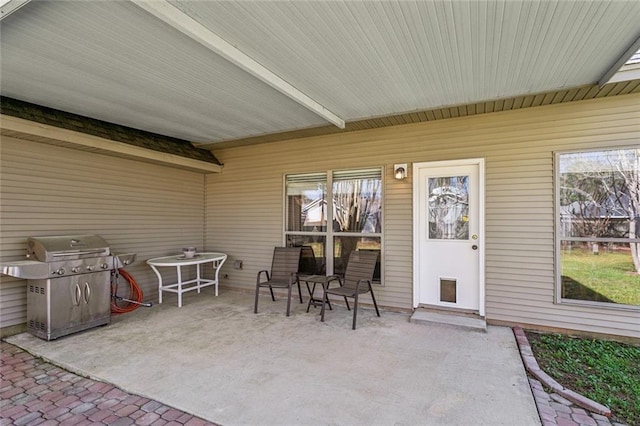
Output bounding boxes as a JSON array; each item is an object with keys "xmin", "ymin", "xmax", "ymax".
[
  {"xmin": 369, "ymin": 283, "xmax": 381, "ymax": 317},
  {"xmin": 286, "ymin": 282, "xmax": 293, "ymax": 317},
  {"xmin": 297, "ymin": 280, "xmax": 303, "ymax": 304},
  {"xmin": 254, "ymin": 282, "xmax": 260, "ymax": 314},
  {"xmin": 320, "ymin": 286, "xmax": 328, "ymax": 322},
  {"xmin": 306, "ymin": 282, "xmax": 313, "ymax": 313},
  {"xmin": 344, "ymin": 297, "xmax": 350, "ymax": 311},
  {"xmin": 352, "ymin": 293, "xmax": 359, "ymax": 330},
  {"xmin": 269, "ymin": 286, "xmax": 276, "ymax": 301}
]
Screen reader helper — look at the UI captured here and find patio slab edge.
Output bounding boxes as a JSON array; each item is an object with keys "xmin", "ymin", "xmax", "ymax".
[{"xmin": 512, "ymin": 326, "xmax": 612, "ymax": 418}]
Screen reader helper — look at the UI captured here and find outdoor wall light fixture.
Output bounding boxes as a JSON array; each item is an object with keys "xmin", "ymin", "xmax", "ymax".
[{"xmin": 394, "ymin": 164, "xmax": 407, "ymax": 180}]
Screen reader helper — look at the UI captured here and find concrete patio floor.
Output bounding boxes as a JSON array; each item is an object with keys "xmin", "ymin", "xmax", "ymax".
[{"xmin": 6, "ymin": 289, "xmax": 540, "ymax": 425}]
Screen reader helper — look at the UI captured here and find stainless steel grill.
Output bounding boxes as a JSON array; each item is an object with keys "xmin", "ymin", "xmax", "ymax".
[{"xmin": 1, "ymin": 234, "xmax": 136, "ymax": 340}]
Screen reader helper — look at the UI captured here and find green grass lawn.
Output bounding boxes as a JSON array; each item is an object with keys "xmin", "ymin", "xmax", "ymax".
[
  {"xmin": 526, "ymin": 331, "xmax": 640, "ymax": 426},
  {"xmin": 561, "ymin": 249, "xmax": 640, "ymax": 306}
]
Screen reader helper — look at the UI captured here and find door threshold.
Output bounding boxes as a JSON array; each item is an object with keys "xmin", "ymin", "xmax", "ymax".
[{"xmin": 410, "ymin": 308, "xmax": 486, "ymax": 332}]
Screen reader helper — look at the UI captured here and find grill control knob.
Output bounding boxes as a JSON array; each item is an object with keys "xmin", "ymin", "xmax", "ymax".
[
  {"xmin": 101, "ymin": 263, "xmax": 109, "ymax": 270},
  {"xmin": 56, "ymin": 268, "xmax": 66, "ymax": 275},
  {"xmin": 86, "ymin": 265, "xmax": 95, "ymax": 272},
  {"xmin": 71, "ymin": 266, "xmax": 80, "ymax": 273}
]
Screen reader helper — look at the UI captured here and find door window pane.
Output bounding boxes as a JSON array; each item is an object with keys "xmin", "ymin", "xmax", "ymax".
[{"xmin": 428, "ymin": 176, "xmax": 469, "ymax": 240}]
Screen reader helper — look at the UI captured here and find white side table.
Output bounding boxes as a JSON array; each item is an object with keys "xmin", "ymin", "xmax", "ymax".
[{"xmin": 147, "ymin": 252, "xmax": 227, "ymax": 307}]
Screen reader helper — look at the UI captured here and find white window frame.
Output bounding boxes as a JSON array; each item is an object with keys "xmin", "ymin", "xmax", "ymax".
[
  {"xmin": 284, "ymin": 167, "xmax": 384, "ymax": 284},
  {"xmin": 554, "ymin": 147, "xmax": 640, "ymax": 310}
]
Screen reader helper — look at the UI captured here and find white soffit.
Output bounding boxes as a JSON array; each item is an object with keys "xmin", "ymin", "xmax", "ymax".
[
  {"xmin": 0, "ymin": 1, "xmax": 327, "ymax": 143},
  {"xmin": 1, "ymin": 0, "xmax": 640, "ymax": 145},
  {"xmin": 170, "ymin": 0, "xmax": 640, "ymax": 121},
  {"xmin": 132, "ymin": 0, "xmax": 345, "ymax": 129}
]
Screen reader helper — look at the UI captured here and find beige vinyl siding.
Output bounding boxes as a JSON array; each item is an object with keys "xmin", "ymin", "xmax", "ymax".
[
  {"xmin": 0, "ymin": 136, "xmax": 206, "ymax": 329},
  {"xmin": 206, "ymin": 93, "xmax": 640, "ymax": 338}
]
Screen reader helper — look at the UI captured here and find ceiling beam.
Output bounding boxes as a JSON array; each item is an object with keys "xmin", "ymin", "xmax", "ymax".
[
  {"xmin": 598, "ymin": 36, "xmax": 640, "ymax": 87},
  {"xmin": 0, "ymin": 0, "xmax": 30, "ymax": 21},
  {"xmin": 131, "ymin": 0, "xmax": 345, "ymax": 129}
]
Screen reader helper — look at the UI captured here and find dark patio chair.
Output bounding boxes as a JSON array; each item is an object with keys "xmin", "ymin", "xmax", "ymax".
[
  {"xmin": 254, "ymin": 247, "xmax": 303, "ymax": 316},
  {"xmin": 320, "ymin": 250, "xmax": 380, "ymax": 329}
]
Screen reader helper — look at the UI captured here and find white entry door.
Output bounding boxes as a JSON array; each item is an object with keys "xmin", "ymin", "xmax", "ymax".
[{"xmin": 413, "ymin": 159, "xmax": 484, "ymax": 314}]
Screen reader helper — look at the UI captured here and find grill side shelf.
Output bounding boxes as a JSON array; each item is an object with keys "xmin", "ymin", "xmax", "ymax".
[{"xmin": 1, "ymin": 261, "xmax": 49, "ymax": 279}]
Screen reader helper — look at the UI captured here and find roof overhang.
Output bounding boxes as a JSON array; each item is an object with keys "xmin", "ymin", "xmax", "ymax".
[{"xmin": 1, "ymin": 0, "xmax": 639, "ymax": 150}]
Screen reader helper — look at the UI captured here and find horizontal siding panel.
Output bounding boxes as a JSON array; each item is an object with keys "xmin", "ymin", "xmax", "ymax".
[
  {"xmin": 487, "ymin": 232, "xmax": 553, "ymax": 240},
  {"xmin": 487, "ymin": 305, "xmax": 639, "ymax": 332},
  {"xmin": 486, "ymin": 272, "xmax": 554, "ymax": 282},
  {"xmin": 487, "ymin": 291, "xmax": 553, "ymax": 304},
  {"xmin": 208, "ymin": 93, "xmax": 640, "ymax": 338},
  {"xmin": 491, "ymin": 305, "xmax": 639, "ymax": 328},
  {"xmin": 0, "ymin": 136, "xmax": 206, "ymax": 329},
  {"xmin": 3, "ymin": 94, "xmax": 638, "ymax": 337},
  {"xmin": 485, "ymin": 278, "xmax": 553, "ymax": 290},
  {"xmin": 486, "ymin": 250, "xmax": 553, "ymax": 260}
]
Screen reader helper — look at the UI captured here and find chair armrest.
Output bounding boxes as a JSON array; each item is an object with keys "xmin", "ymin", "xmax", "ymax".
[
  {"xmin": 354, "ymin": 279, "xmax": 370, "ymax": 292},
  {"xmin": 325, "ymin": 275, "xmax": 342, "ymax": 289},
  {"xmin": 257, "ymin": 269, "xmax": 270, "ymax": 281}
]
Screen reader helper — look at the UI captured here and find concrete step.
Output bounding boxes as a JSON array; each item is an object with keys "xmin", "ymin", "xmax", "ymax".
[{"xmin": 410, "ymin": 310, "xmax": 487, "ymax": 332}]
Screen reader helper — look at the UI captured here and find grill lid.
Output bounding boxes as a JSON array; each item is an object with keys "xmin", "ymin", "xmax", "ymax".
[{"xmin": 27, "ymin": 235, "xmax": 110, "ymax": 262}]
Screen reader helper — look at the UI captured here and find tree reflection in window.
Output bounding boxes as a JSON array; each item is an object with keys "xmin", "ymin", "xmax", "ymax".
[
  {"xmin": 557, "ymin": 148, "xmax": 640, "ymax": 306},
  {"xmin": 332, "ymin": 178, "xmax": 381, "ymax": 234},
  {"xmin": 285, "ymin": 169, "xmax": 383, "ymax": 283},
  {"xmin": 428, "ymin": 176, "xmax": 469, "ymax": 240}
]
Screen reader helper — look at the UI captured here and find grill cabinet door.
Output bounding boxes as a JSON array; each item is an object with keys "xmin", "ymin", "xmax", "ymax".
[
  {"xmin": 81, "ymin": 270, "xmax": 111, "ymax": 325},
  {"xmin": 28, "ymin": 272, "xmax": 111, "ymax": 340}
]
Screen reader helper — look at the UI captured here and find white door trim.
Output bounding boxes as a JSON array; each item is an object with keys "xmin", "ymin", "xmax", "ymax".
[{"xmin": 412, "ymin": 158, "xmax": 486, "ymax": 316}]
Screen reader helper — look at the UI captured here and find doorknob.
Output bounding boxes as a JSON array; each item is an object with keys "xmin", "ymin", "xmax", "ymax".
[{"xmin": 472, "ymin": 245, "xmax": 478, "ymax": 250}]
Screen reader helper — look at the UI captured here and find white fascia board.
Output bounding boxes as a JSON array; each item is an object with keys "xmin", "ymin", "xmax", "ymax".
[
  {"xmin": 1, "ymin": 115, "xmax": 223, "ymax": 173},
  {"xmin": 598, "ymin": 38, "xmax": 640, "ymax": 87},
  {"xmin": 131, "ymin": 0, "xmax": 345, "ymax": 129},
  {"xmin": 0, "ymin": 0, "xmax": 30, "ymax": 21},
  {"xmin": 605, "ymin": 63, "xmax": 640, "ymax": 84}
]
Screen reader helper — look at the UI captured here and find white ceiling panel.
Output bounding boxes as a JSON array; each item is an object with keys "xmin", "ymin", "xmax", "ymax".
[
  {"xmin": 0, "ymin": 1, "xmax": 327, "ymax": 143},
  {"xmin": 1, "ymin": 0, "xmax": 639, "ymax": 145},
  {"xmin": 171, "ymin": 0, "xmax": 640, "ymax": 119}
]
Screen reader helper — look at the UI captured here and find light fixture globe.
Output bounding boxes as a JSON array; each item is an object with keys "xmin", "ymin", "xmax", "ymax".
[{"xmin": 394, "ymin": 164, "xmax": 407, "ymax": 180}]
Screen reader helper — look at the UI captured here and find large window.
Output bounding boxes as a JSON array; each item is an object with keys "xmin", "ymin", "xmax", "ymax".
[
  {"xmin": 556, "ymin": 148, "xmax": 640, "ymax": 308},
  {"xmin": 285, "ymin": 169, "xmax": 382, "ymax": 282}
]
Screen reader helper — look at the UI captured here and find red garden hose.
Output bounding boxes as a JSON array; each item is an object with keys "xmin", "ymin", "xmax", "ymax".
[{"xmin": 111, "ymin": 268, "xmax": 145, "ymax": 314}]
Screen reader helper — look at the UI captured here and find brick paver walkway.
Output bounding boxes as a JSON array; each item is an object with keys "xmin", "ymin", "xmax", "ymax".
[
  {"xmin": 513, "ymin": 327, "xmax": 628, "ymax": 426},
  {"xmin": 528, "ymin": 378, "xmax": 627, "ymax": 426},
  {"xmin": 0, "ymin": 341, "xmax": 219, "ymax": 426}
]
